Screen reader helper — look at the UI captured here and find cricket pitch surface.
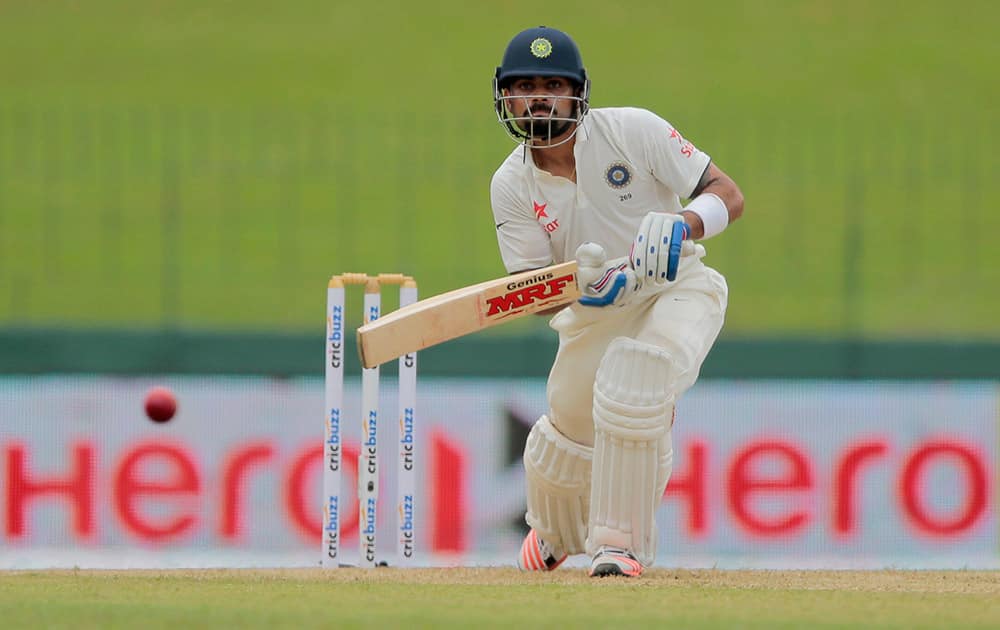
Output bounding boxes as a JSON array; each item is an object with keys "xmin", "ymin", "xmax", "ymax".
[{"xmin": 3, "ymin": 567, "xmax": 998, "ymax": 628}]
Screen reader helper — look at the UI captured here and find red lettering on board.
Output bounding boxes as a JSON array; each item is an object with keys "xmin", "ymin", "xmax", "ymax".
[
  {"xmin": 6, "ymin": 442, "xmax": 95, "ymax": 540},
  {"xmin": 900, "ymin": 441, "xmax": 988, "ymax": 536},
  {"xmin": 833, "ymin": 440, "xmax": 889, "ymax": 536},
  {"xmin": 220, "ymin": 442, "xmax": 275, "ymax": 540},
  {"xmin": 114, "ymin": 442, "xmax": 200, "ymax": 542},
  {"xmin": 728, "ymin": 440, "xmax": 813, "ymax": 537},
  {"xmin": 664, "ymin": 440, "xmax": 709, "ymax": 536}
]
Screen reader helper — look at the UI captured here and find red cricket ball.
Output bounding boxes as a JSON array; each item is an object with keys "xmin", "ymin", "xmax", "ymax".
[{"xmin": 144, "ymin": 386, "xmax": 177, "ymax": 423}]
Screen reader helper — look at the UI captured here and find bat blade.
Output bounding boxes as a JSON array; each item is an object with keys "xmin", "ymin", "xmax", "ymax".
[{"xmin": 357, "ymin": 261, "xmax": 580, "ymax": 368}]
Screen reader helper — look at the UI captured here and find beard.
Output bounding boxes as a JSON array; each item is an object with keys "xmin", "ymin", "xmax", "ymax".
[
  {"xmin": 515, "ymin": 102, "xmax": 577, "ymax": 141},
  {"xmin": 518, "ymin": 117, "xmax": 574, "ymax": 140}
]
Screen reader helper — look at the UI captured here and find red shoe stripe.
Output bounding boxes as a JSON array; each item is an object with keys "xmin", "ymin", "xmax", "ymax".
[
  {"xmin": 620, "ymin": 557, "xmax": 643, "ymax": 576},
  {"xmin": 524, "ymin": 531, "xmax": 542, "ymax": 570},
  {"xmin": 520, "ymin": 530, "xmax": 568, "ymax": 572},
  {"xmin": 521, "ymin": 533, "xmax": 538, "ymax": 570},
  {"xmin": 520, "ymin": 534, "xmax": 533, "ymax": 569}
]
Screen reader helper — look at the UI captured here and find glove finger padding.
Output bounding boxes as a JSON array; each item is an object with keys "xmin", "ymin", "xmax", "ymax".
[
  {"xmin": 576, "ymin": 242, "xmax": 639, "ymax": 307},
  {"xmin": 632, "ymin": 212, "xmax": 689, "ymax": 285}
]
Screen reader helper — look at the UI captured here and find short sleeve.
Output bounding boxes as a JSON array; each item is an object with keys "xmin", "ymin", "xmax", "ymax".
[
  {"xmin": 490, "ymin": 169, "xmax": 552, "ymax": 273},
  {"xmin": 625, "ymin": 108, "xmax": 711, "ymax": 198}
]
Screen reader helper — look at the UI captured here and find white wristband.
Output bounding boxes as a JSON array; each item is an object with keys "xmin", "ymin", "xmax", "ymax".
[{"xmin": 685, "ymin": 192, "xmax": 729, "ymax": 239}]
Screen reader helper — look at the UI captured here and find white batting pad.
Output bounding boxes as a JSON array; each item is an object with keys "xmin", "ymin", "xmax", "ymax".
[
  {"xmin": 587, "ymin": 337, "xmax": 675, "ymax": 567},
  {"xmin": 523, "ymin": 414, "xmax": 593, "ymax": 555}
]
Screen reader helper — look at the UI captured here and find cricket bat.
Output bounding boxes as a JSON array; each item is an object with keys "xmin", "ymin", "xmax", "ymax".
[{"xmin": 357, "ymin": 261, "xmax": 580, "ymax": 368}]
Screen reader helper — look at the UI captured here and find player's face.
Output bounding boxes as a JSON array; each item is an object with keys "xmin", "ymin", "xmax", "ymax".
[{"xmin": 503, "ymin": 76, "xmax": 577, "ymax": 141}]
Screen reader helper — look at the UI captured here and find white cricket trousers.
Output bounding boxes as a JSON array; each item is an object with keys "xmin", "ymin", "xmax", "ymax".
[{"xmin": 545, "ymin": 255, "xmax": 728, "ymax": 446}]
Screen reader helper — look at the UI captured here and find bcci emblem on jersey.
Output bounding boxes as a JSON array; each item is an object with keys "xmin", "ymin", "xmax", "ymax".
[{"xmin": 605, "ymin": 162, "xmax": 632, "ymax": 189}]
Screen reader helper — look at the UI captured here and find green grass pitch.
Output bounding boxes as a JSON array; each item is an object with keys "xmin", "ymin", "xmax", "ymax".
[{"xmin": 2, "ymin": 568, "xmax": 999, "ymax": 628}]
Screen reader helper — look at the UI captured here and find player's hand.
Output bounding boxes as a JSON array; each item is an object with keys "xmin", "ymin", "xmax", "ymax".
[
  {"xmin": 632, "ymin": 212, "xmax": 690, "ymax": 284},
  {"xmin": 576, "ymin": 242, "xmax": 640, "ymax": 307}
]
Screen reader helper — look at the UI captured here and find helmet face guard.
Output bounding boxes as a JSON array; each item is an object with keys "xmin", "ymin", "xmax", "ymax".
[
  {"xmin": 493, "ymin": 79, "xmax": 590, "ymax": 148},
  {"xmin": 493, "ymin": 27, "xmax": 591, "ymax": 149}
]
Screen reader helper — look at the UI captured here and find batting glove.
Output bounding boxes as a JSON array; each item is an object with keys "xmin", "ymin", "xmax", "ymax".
[
  {"xmin": 576, "ymin": 242, "xmax": 641, "ymax": 307},
  {"xmin": 632, "ymin": 212, "xmax": 690, "ymax": 284}
]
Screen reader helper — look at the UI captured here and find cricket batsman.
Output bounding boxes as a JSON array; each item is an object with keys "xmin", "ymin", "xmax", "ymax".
[{"xmin": 490, "ymin": 26, "xmax": 745, "ymax": 577}]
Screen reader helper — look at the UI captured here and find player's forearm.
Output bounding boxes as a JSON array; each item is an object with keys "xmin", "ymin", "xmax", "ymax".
[
  {"xmin": 680, "ymin": 210, "xmax": 706, "ymax": 240},
  {"xmin": 684, "ymin": 164, "xmax": 744, "ymax": 239},
  {"xmin": 708, "ymin": 177, "xmax": 745, "ymax": 224}
]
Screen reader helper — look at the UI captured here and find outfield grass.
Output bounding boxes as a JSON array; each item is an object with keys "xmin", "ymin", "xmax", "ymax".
[
  {"xmin": 0, "ymin": 1, "xmax": 997, "ymax": 336},
  {"xmin": 1, "ymin": 568, "xmax": 998, "ymax": 629}
]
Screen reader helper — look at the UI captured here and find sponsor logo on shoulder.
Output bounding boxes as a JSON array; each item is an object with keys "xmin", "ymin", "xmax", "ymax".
[{"xmin": 668, "ymin": 127, "xmax": 695, "ymax": 158}]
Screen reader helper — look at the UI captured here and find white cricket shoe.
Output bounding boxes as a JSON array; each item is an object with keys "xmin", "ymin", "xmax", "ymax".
[
  {"xmin": 588, "ymin": 545, "xmax": 643, "ymax": 577},
  {"xmin": 517, "ymin": 529, "xmax": 567, "ymax": 572}
]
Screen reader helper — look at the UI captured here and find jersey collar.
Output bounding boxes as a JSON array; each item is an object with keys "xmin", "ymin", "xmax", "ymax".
[{"xmin": 524, "ymin": 111, "xmax": 592, "ymax": 174}]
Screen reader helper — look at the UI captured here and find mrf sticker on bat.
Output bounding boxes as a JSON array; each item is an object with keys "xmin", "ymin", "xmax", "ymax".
[{"xmin": 480, "ymin": 271, "xmax": 578, "ymax": 320}]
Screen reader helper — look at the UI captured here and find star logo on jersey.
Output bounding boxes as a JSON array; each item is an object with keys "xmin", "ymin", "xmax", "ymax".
[{"xmin": 533, "ymin": 201, "xmax": 559, "ymax": 234}]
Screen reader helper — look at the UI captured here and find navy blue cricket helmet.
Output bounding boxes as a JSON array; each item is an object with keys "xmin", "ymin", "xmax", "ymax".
[{"xmin": 493, "ymin": 26, "xmax": 591, "ymax": 147}]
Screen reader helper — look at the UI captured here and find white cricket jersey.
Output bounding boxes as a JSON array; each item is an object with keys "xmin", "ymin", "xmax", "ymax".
[{"xmin": 490, "ymin": 107, "xmax": 711, "ymax": 273}]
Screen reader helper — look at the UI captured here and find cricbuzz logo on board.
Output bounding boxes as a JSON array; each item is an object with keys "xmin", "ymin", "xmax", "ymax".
[
  {"xmin": 327, "ymin": 305, "xmax": 343, "ymax": 368},
  {"xmin": 398, "ymin": 495, "xmax": 415, "ymax": 559},
  {"xmin": 400, "ymin": 407, "xmax": 414, "ymax": 472},
  {"xmin": 362, "ymin": 497, "xmax": 378, "ymax": 562},
  {"xmin": 364, "ymin": 410, "xmax": 378, "ymax": 473},
  {"xmin": 326, "ymin": 408, "xmax": 341, "ymax": 472},
  {"xmin": 324, "ymin": 496, "xmax": 340, "ymax": 559},
  {"xmin": 484, "ymin": 272, "xmax": 576, "ymax": 317}
]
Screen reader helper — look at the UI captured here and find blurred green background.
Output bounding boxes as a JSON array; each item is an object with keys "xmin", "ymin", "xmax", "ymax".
[{"xmin": 1, "ymin": 0, "xmax": 997, "ymax": 339}]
